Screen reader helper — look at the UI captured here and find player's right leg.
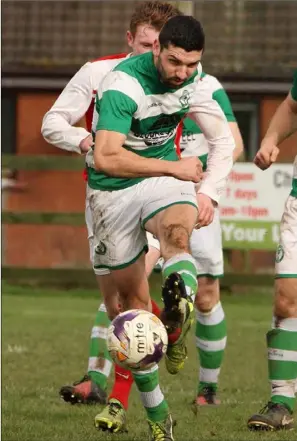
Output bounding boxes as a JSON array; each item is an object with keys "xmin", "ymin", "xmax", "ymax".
[
  {"xmin": 89, "ymin": 183, "xmax": 173, "ymax": 439},
  {"xmin": 248, "ymin": 195, "xmax": 297, "ymax": 431},
  {"xmin": 145, "ymin": 177, "xmax": 198, "ymax": 375}
]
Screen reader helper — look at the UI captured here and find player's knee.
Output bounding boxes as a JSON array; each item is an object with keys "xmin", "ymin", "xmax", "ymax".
[
  {"xmin": 161, "ymin": 223, "xmax": 190, "ymax": 253},
  {"xmin": 195, "ymin": 278, "xmax": 219, "ymax": 312},
  {"xmin": 274, "ymin": 279, "xmax": 297, "ymax": 318}
]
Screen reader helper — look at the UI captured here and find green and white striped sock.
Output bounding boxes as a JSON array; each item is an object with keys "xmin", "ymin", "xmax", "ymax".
[
  {"xmin": 163, "ymin": 253, "xmax": 198, "ymax": 301},
  {"xmin": 268, "ymin": 317, "xmax": 297, "ymax": 412},
  {"xmin": 133, "ymin": 364, "xmax": 169, "ymax": 422},
  {"xmin": 195, "ymin": 302, "xmax": 227, "ymax": 393},
  {"xmin": 87, "ymin": 303, "xmax": 112, "ymax": 389}
]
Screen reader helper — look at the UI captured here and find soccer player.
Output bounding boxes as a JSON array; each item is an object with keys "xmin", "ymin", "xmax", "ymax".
[
  {"xmin": 88, "ymin": 15, "xmax": 235, "ymax": 439},
  {"xmin": 247, "ymin": 70, "xmax": 297, "ymax": 431},
  {"xmin": 93, "ymin": 80, "xmax": 243, "ymax": 432},
  {"xmin": 42, "ymin": 1, "xmax": 182, "ymax": 410}
]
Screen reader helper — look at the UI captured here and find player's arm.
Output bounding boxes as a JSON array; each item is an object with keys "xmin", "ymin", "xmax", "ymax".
[
  {"xmin": 188, "ymin": 84, "xmax": 235, "ymax": 205},
  {"xmin": 94, "ymin": 72, "xmax": 202, "ymax": 182},
  {"xmin": 41, "ymin": 62, "xmax": 94, "ymax": 153},
  {"xmin": 229, "ymin": 122, "xmax": 244, "ymax": 162},
  {"xmin": 254, "ymin": 76, "xmax": 297, "ymax": 170},
  {"xmin": 212, "ymin": 86, "xmax": 244, "ymax": 162}
]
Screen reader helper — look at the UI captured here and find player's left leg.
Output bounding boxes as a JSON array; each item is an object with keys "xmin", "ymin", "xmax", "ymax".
[
  {"xmin": 89, "ymin": 182, "xmax": 173, "ymax": 439},
  {"xmin": 95, "ymin": 242, "xmax": 162, "ymax": 433},
  {"xmin": 190, "ymin": 208, "xmax": 226, "ymax": 407},
  {"xmin": 248, "ymin": 195, "xmax": 297, "ymax": 431}
]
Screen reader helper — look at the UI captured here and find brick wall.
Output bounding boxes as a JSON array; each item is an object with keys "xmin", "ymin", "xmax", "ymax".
[{"xmin": 4, "ymin": 92, "xmax": 89, "ymax": 268}]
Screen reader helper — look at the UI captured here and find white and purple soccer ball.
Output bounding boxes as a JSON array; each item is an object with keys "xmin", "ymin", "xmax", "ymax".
[{"xmin": 107, "ymin": 309, "xmax": 168, "ymax": 371}]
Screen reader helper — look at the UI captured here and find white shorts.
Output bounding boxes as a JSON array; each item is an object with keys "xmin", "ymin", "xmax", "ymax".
[
  {"xmin": 146, "ymin": 208, "xmax": 223, "ymax": 278},
  {"xmin": 85, "ymin": 196, "xmax": 110, "ymax": 276},
  {"xmin": 87, "ymin": 211, "xmax": 162, "ymax": 276},
  {"xmin": 275, "ymin": 195, "xmax": 297, "ymax": 278},
  {"xmin": 190, "ymin": 208, "xmax": 223, "ymax": 278},
  {"xmin": 146, "ymin": 232, "xmax": 160, "ymax": 251},
  {"xmin": 87, "ymin": 177, "xmax": 197, "ymax": 271}
]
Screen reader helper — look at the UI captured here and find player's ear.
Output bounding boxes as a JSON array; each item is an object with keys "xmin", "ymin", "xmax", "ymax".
[
  {"xmin": 126, "ymin": 30, "xmax": 133, "ymax": 48},
  {"xmin": 152, "ymin": 39, "xmax": 160, "ymax": 56}
]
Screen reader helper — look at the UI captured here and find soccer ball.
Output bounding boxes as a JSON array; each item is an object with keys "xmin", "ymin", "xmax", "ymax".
[{"xmin": 107, "ymin": 309, "xmax": 168, "ymax": 371}]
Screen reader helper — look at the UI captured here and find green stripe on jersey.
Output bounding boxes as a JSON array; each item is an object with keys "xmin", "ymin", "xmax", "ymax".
[{"xmin": 87, "ymin": 147, "xmax": 178, "ymax": 191}]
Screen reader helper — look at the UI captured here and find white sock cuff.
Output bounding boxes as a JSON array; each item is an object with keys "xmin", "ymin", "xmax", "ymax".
[
  {"xmin": 272, "ymin": 317, "xmax": 297, "ymax": 332},
  {"xmin": 196, "ymin": 302, "xmax": 224, "ymax": 324},
  {"xmin": 163, "ymin": 253, "xmax": 197, "ymax": 272}
]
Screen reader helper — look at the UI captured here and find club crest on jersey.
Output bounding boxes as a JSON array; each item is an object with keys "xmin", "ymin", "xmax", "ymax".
[{"xmin": 179, "ymin": 90, "xmax": 190, "ymax": 108}]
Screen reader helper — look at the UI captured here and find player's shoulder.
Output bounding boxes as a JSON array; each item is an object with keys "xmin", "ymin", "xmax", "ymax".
[
  {"xmin": 199, "ymin": 72, "xmax": 224, "ymax": 93},
  {"xmin": 89, "ymin": 53, "xmax": 128, "ymax": 74},
  {"xmin": 113, "ymin": 52, "xmax": 149, "ymax": 77},
  {"xmin": 79, "ymin": 53, "xmax": 129, "ymax": 91}
]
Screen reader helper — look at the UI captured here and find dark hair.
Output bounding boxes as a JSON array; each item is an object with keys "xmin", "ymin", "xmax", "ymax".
[
  {"xmin": 159, "ymin": 15, "xmax": 205, "ymax": 52},
  {"xmin": 129, "ymin": 1, "xmax": 182, "ymax": 36}
]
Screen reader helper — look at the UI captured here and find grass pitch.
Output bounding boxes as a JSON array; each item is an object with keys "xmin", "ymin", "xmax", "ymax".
[{"xmin": 2, "ymin": 283, "xmax": 296, "ymax": 440}]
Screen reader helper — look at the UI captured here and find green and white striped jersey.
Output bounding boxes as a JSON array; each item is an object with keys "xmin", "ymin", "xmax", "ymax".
[
  {"xmin": 87, "ymin": 52, "xmax": 235, "ymax": 203},
  {"xmin": 291, "ymin": 70, "xmax": 297, "ymax": 198},
  {"xmin": 180, "ymin": 73, "xmax": 236, "ymax": 171}
]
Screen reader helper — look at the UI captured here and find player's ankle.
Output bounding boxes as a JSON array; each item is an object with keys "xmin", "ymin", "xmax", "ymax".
[
  {"xmin": 88, "ymin": 371, "xmax": 107, "ymax": 390},
  {"xmin": 167, "ymin": 328, "xmax": 182, "ymax": 344}
]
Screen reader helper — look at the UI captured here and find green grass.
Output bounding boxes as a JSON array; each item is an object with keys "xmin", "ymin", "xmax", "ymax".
[{"xmin": 2, "ymin": 284, "xmax": 296, "ymax": 440}]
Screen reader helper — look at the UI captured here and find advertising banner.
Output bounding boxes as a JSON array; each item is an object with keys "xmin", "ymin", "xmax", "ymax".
[{"xmin": 220, "ymin": 163, "xmax": 294, "ymax": 250}]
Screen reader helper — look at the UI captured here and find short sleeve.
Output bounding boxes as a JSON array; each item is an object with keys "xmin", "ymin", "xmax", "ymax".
[
  {"xmin": 212, "ymin": 88, "xmax": 236, "ymax": 122},
  {"xmin": 96, "ymin": 90, "xmax": 137, "ymax": 135},
  {"xmin": 95, "ymin": 70, "xmax": 142, "ymax": 135}
]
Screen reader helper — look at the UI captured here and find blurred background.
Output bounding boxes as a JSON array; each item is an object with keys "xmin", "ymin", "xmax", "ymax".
[{"xmin": 1, "ymin": 0, "xmax": 297, "ymax": 288}]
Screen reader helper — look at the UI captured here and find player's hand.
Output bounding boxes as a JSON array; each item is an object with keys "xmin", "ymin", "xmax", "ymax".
[
  {"xmin": 254, "ymin": 139, "xmax": 279, "ymax": 170},
  {"xmin": 79, "ymin": 134, "xmax": 94, "ymax": 154},
  {"xmin": 195, "ymin": 193, "xmax": 215, "ymax": 228},
  {"xmin": 172, "ymin": 157, "xmax": 203, "ymax": 183}
]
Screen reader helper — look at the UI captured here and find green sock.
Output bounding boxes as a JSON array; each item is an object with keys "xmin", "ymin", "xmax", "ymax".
[
  {"xmin": 163, "ymin": 253, "xmax": 198, "ymax": 300},
  {"xmin": 195, "ymin": 302, "xmax": 227, "ymax": 394},
  {"xmin": 268, "ymin": 318, "xmax": 297, "ymax": 412},
  {"xmin": 88, "ymin": 303, "xmax": 112, "ymax": 389},
  {"xmin": 133, "ymin": 365, "xmax": 169, "ymax": 422}
]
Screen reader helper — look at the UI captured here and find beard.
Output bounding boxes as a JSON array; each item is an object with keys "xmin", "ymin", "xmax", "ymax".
[{"xmin": 155, "ymin": 58, "xmax": 185, "ymax": 88}]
